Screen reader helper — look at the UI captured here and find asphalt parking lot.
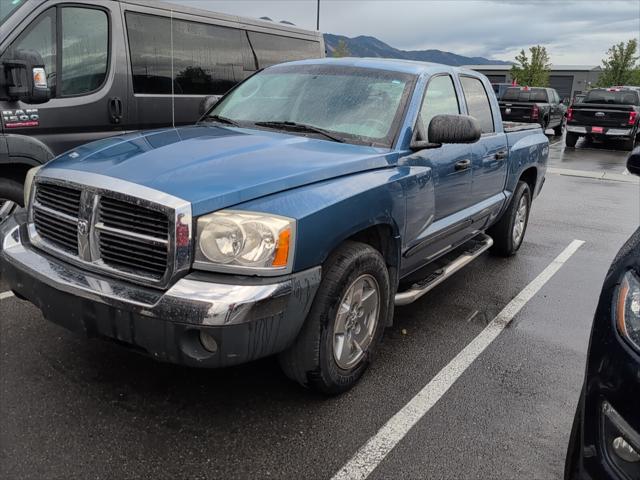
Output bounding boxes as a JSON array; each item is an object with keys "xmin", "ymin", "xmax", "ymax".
[{"xmin": 1, "ymin": 135, "xmax": 639, "ymax": 480}]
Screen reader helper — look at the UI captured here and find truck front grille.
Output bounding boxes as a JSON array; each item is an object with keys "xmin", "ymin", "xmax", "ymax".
[
  {"xmin": 97, "ymin": 196, "xmax": 169, "ymax": 279},
  {"xmin": 33, "ymin": 183, "xmax": 81, "ymax": 255},
  {"xmin": 29, "ymin": 178, "xmax": 187, "ymax": 288}
]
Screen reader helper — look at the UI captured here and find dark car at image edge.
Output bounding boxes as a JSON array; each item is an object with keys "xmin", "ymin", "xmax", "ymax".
[
  {"xmin": 566, "ymin": 88, "xmax": 640, "ymax": 151},
  {"xmin": 565, "ymin": 150, "xmax": 640, "ymax": 480}
]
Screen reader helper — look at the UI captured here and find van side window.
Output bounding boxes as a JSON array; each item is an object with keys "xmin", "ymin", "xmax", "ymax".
[
  {"xmin": 125, "ymin": 12, "xmax": 245, "ymax": 95},
  {"xmin": 60, "ymin": 7, "xmax": 108, "ymax": 96},
  {"xmin": 247, "ymin": 32, "xmax": 321, "ymax": 68},
  {"xmin": 419, "ymin": 75, "xmax": 460, "ymax": 140},
  {"xmin": 1, "ymin": 8, "xmax": 57, "ymax": 97},
  {"xmin": 460, "ymin": 76, "xmax": 495, "ymax": 133}
]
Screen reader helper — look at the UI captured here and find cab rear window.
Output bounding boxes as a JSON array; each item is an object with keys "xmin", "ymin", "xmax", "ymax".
[
  {"xmin": 583, "ymin": 90, "xmax": 640, "ymax": 106},
  {"xmin": 501, "ymin": 88, "xmax": 548, "ymax": 102}
]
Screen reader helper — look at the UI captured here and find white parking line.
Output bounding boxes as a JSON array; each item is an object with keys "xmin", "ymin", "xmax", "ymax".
[
  {"xmin": 331, "ymin": 239, "xmax": 585, "ymax": 480},
  {"xmin": 0, "ymin": 291, "xmax": 14, "ymax": 301}
]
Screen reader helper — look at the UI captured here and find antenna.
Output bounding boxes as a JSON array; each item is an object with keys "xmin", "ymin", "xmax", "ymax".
[{"xmin": 170, "ymin": 9, "xmax": 175, "ymax": 128}]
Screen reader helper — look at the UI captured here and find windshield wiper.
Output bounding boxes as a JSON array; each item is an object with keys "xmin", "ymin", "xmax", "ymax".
[
  {"xmin": 203, "ymin": 115, "xmax": 242, "ymax": 127},
  {"xmin": 253, "ymin": 121, "xmax": 345, "ymax": 143}
]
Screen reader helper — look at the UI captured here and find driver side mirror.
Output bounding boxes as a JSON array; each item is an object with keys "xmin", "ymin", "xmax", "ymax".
[
  {"xmin": 1, "ymin": 50, "xmax": 50, "ymax": 104},
  {"xmin": 410, "ymin": 114, "xmax": 482, "ymax": 151},
  {"xmin": 627, "ymin": 147, "xmax": 640, "ymax": 176}
]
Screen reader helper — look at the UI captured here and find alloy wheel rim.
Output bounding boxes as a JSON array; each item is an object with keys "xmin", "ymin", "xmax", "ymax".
[
  {"xmin": 333, "ymin": 274, "xmax": 380, "ymax": 370},
  {"xmin": 0, "ymin": 199, "xmax": 16, "ymax": 223},
  {"xmin": 512, "ymin": 196, "xmax": 528, "ymax": 246}
]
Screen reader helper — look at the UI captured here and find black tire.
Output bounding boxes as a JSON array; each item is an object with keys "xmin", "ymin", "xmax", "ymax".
[
  {"xmin": 564, "ymin": 399, "xmax": 583, "ymax": 480},
  {"xmin": 622, "ymin": 135, "xmax": 636, "ymax": 151},
  {"xmin": 488, "ymin": 181, "xmax": 531, "ymax": 257},
  {"xmin": 278, "ymin": 241, "xmax": 391, "ymax": 395},
  {"xmin": 0, "ymin": 178, "xmax": 25, "ymax": 223},
  {"xmin": 553, "ymin": 121, "xmax": 564, "ymax": 137},
  {"xmin": 565, "ymin": 132, "xmax": 579, "ymax": 148}
]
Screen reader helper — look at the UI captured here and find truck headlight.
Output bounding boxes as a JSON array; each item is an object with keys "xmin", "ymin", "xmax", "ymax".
[
  {"xmin": 23, "ymin": 166, "xmax": 41, "ymax": 208},
  {"xmin": 616, "ymin": 270, "xmax": 640, "ymax": 351},
  {"xmin": 194, "ymin": 210, "xmax": 295, "ymax": 275}
]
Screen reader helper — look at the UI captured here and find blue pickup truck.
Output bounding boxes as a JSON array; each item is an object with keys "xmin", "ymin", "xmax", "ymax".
[{"xmin": 0, "ymin": 58, "xmax": 548, "ymax": 394}]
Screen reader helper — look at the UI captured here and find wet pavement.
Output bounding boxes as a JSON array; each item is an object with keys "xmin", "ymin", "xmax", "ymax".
[{"xmin": 1, "ymin": 134, "xmax": 638, "ymax": 479}]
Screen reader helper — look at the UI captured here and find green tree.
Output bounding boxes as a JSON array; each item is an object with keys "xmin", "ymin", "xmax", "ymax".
[
  {"xmin": 510, "ymin": 45, "xmax": 551, "ymax": 87},
  {"xmin": 332, "ymin": 39, "xmax": 350, "ymax": 58},
  {"xmin": 596, "ymin": 39, "xmax": 639, "ymax": 86}
]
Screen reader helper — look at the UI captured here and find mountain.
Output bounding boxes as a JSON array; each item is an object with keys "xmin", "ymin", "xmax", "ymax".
[{"xmin": 323, "ymin": 34, "xmax": 511, "ymax": 66}]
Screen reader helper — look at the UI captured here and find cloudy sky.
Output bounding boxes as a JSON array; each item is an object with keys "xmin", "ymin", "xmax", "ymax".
[{"xmin": 179, "ymin": 0, "xmax": 639, "ymax": 65}]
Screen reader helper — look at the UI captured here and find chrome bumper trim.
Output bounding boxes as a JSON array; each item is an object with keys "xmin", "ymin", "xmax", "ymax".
[
  {"xmin": 1, "ymin": 217, "xmax": 321, "ymax": 327},
  {"xmin": 566, "ymin": 126, "xmax": 587, "ymax": 134},
  {"xmin": 605, "ymin": 128, "xmax": 632, "ymax": 136}
]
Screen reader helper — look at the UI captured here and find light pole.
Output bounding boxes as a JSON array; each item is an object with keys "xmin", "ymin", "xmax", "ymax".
[{"xmin": 316, "ymin": 0, "xmax": 320, "ymax": 31}]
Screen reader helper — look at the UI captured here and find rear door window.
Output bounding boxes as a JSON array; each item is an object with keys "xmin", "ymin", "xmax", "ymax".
[
  {"xmin": 419, "ymin": 74, "xmax": 460, "ymax": 140},
  {"xmin": 247, "ymin": 32, "xmax": 321, "ymax": 68},
  {"xmin": 460, "ymin": 76, "xmax": 494, "ymax": 133},
  {"xmin": 125, "ymin": 12, "xmax": 244, "ymax": 95}
]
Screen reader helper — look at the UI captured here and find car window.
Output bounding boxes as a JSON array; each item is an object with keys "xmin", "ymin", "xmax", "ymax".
[
  {"xmin": 209, "ymin": 64, "xmax": 415, "ymax": 147},
  {"xmin": 0, "ymin": 8, "xmax": 57, "ymax": 96},
  {"xmin": 126, "ymin": 12, "xmax": 244, "ymax": 95},
  {"xmin": 60, "ymin": 7, "xmax": 108, "ymax": 96},
  {"xmin": 460, "ymin": 76, "xmax": 494, "ymax": 133},
  {"xmin": 419, "ymin": 75, "xmax": 460, "ymax": 141},
  {"xmin": 247, "ymin": 32, "xmax": 322, "ymax": 69}
]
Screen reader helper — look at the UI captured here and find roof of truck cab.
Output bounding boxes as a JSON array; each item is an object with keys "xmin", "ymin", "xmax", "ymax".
[{"xmin": 276, "ymin": 57, "xmax": 481, "ymax": 76}]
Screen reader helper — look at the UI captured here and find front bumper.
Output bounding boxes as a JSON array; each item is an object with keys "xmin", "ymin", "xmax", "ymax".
[{"xmin": 0, "ymin": 213, "xmax": 321, "ymax": 367}]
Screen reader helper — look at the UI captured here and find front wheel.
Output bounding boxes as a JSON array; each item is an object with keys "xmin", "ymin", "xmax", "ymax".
[
  {"xmin": 488, "ymin": 181, "xmax": 531, "ymax": 257},
  {"xmin": 279, "ymin": 241, "xmax": 391, "ymax": 395},
  {"xmin": 0, "ymin": 178, "xmax": 24, "ymax": 224}
]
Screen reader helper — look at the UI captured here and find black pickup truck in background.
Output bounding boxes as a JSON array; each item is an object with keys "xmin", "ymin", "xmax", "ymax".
[
  {"xmin": 498, "ymin": 87, "xmax": 566, "ymax": 136},
  {"xmin": 566, "ymin": 87, "xmax": 640, "ymax": 150}
]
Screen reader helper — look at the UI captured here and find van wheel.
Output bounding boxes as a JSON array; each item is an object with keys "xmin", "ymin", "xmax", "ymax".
[
  {"xmin": 279, "ymin": 241, "xmax": 390, "ymax": 395},
  {"xmin": 0, "ymin": 178, "xmax": 24, "ymax": 223},
  {"xmin": 565, "ymin": 132, "xmax": 578, "ymax": 148},
  {"xmin": 488, "ymin": 181, "xmax": 531, "ymax": 257}
]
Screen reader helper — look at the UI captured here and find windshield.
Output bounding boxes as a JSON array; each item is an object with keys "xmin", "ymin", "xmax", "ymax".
[
  {"xmin": 207, "ymin": 64, "xmax": 416, "ymax": 147},
  {"xmin": 583, "ymin": 90, "xmax": 639, "ymax": 106},
  {"xmin": 501, "ymin": 88, "xmax": 548, "ymax": 102},
  {"xmin": 0, "ymin": 0, "xmax": 26, "ymax": 26}
]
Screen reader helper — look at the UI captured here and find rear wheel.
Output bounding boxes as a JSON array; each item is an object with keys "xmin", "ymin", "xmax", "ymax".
[
  {"xmin": 279, "ymin": 241, "xmax": 391, "ymax": 395},
  {"xmin": 553, "ymin": 121, "xmax": 564, "ymax": 137},
  {"xmin": 488, "ymin": 181, "xmax": 531, "ymax": 257},
  {"xmin": 0, "ymin": 178, "xmax": 24, "ymax": 224},
  {"xmin": 622, "ymin": 135, "xmax": 637, "ymax": 151},
  {"xmin": 565, "ymin": 132, "xmax": 579, "ymax": 148}
]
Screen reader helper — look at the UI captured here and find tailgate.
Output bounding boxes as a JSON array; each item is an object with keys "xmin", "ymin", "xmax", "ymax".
[
  {"xmin": 570, "ymin": 105, "xmax": 632, "ymax": 127},
  {"xmin": 499, "ymin": 102, "xmax": 536, "ymax": 122}
]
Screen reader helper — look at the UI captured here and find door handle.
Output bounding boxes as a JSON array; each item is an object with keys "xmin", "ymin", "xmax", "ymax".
[
  {"xmin": 454, "ymin": 159, "xmax": 471, "ymax": 171},
  {"xmin": 494, "ymin": 150, "xmax": 507, "ymax": 160},
  {"xmin": 108, "ymin": 97, "xmax": 122, "ymax": 124}
]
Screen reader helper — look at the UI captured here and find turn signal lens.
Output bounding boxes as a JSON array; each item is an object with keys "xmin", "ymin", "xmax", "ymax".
[
  {"xmin": 567, "ymin": 107, "xmax": 573, "ymax": 122},
  {"xmin": 531, "ymin": 104, "xmax": 539, "ymax": 120},
  {"xmin": 272, "ymin": 229, "xmax": 291, "ymax": 267},
  {"xmin": 629, "ymin": 111, "xmax": 637, "ymax": 126}
]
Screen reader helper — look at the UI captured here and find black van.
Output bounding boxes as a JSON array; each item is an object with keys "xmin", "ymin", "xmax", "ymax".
[{"xmin": 0, "ymin": 0, "xmax": 325, "ymax": 221}]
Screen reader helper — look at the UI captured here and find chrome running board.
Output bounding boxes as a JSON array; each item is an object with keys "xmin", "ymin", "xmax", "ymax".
[{"xmin": 394, "ymin": 233, "xmax": 493, "ymax": 306}]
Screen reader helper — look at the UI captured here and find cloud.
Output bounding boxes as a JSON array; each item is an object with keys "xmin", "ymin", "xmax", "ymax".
[{"xmin": 179, "ymin": 0, "xmax": 640, "ymax": 64}]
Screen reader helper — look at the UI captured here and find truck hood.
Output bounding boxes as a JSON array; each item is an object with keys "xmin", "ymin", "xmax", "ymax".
[{"xmin": 44, "ymin": 125, "xmax": 395, "ymax": 216}]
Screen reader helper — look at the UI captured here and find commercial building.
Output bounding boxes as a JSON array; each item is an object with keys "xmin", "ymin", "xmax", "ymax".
[{"xmin": 464, "ymin": 64, "xmax": 602, "ymax": 101}]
